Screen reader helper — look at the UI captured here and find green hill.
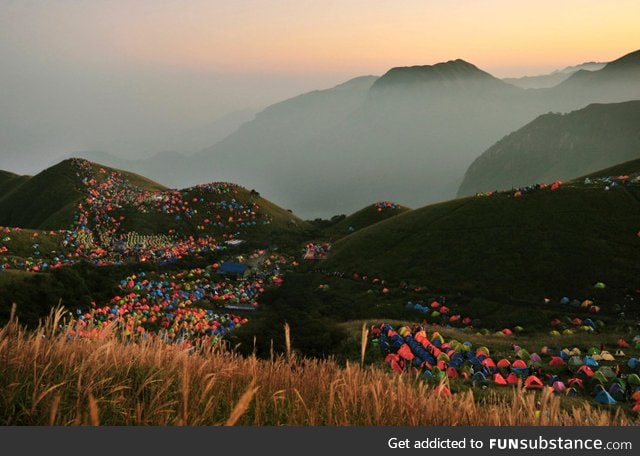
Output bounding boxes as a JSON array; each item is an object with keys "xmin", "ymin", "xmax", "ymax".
[
  {"xmin": 0, "ymin": 159, "xmax": 313, "ymax": 256},
  {"xmin": 325, "ymin": 160, "xmax": 640, "ymax": 309},
  {"xmin": 458, "ymin": 101, "xmax": 640, "ymax": 196},
  {"xmin": 0, "ymin": 159, "xmax": 167, "ymax": 230},
  {"xmin": 326, "ymin": 202, "xmax": 411, "ymax": 238}
]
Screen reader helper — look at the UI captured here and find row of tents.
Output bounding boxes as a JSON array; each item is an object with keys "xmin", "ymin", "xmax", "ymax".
[{"xmin": 372, "ymin": 323, "xmax": 640, "ymax": 410}]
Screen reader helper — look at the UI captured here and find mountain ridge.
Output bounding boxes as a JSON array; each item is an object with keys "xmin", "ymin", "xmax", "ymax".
[{"xmin": 457, "ymin": 100, "xmax": 640, "ymax": 196}]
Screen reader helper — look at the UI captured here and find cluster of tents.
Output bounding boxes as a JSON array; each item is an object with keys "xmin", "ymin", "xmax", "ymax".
[
  {"xmin": 372, "ymin": 323, "xmax": 640, "ymax": 409},
  {"xmin": 66, "ymin": 252, "xmax": 290, "ymax": 344},
  {"xmin": 475, "ymin": 181, "xmax": 562, "ymax": 199},
  {"xmin": 583, "ymin": 173, "xmax": 640, "ymax": 191},
  {"xmin": 373, "ymin": 201, "xmax": 401, "ymax": 212},
  {"xmin": 303, "ymin": 242, "xmax": 331, "ymax": 260},
  {"xmin": 1, "ymin": 159, "xmax": 280, "ymax": 273}
]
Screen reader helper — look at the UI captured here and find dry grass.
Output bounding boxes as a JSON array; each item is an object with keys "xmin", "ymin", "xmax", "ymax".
[{"xmin": 0, "ymin": 309, "xmax": 636, "ymax": 426}]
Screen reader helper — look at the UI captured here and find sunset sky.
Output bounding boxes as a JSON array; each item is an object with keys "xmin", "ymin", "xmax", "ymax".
[{"xmin": 1, "ymin": 0, "xmax": 639, "ymax": 171}]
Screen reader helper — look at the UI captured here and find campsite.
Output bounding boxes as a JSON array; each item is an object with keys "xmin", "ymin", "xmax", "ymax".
[{"xmin": 1, "ymin": 154, "xmax": 639, "ymax": 425}]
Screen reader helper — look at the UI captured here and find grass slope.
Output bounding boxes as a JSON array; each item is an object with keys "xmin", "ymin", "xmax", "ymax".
[
  {"xmin": 0, "ymin": 159, "xmax": 167, "ymax": 230},
  {"xmin": 326, "ymin": 203, "xmax": 411, "ymax": 238},
  {"xmin": 325, "ymin": 163, "xmax": 640, "ymax": 309},
  {"xmin": 0, "ymin": 159, "xmax": 313, "ymax": 249}
]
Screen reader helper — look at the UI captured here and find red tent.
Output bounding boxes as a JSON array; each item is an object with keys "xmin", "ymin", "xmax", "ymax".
[
  {"xmin": 524, "ymin": 375, "xmax": 544, "ymax": 389},
  {"xmin": 493, "ymin": 373, "xmax": 508, "ymax": 385},
  {"xmin": 506, "ymin": 373, "xmax": 520, "ymax": 385},
  {"xmin": 512, "ymin": 359, "xmax": 528, "ymax": 369},
  {"xmin": 549, "ymin": 356, "xmax": 565, "ymax": 366}
]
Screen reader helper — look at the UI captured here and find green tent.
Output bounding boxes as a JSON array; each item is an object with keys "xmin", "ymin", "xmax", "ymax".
[
  {"xmin": 627, "ymin": 374, "xmax": 640, "ymax": 386},
  {"xmin": 597, "ymin": 366, "xmax": 616, "ymax": 381},
  {"xmin": 568, "ymin": 356, "xmax": 583, "ymax": 371}
]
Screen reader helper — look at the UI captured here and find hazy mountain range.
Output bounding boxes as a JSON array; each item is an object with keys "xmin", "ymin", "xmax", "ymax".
[
  {"xmin": 503, "ymin": 62, "xmax": 606, "ymax": 89},
  {"xmin": 75, "ymin": 49, "xmax": 640, "ymax": 218},
  {"xmin": 458, "ymin": 100, "xmax": 640, "ymax": 195}
]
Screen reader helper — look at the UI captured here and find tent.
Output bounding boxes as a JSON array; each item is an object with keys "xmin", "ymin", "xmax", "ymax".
[
  {"xmin": 597, "ymin": 366, "xmax": 616, "ymax": 381},
  {"xmin": 577, "ymin": 365, "xmax": 594, "ymax": 378},
  {"xmin": 506, "ymin": 373, "xmax": 520, "ymax": 385},
  {"xmin": 511, "ymin": 359, "xmax": 528, "ymax": 375},
  {"xmin": 217, "ymin": 262, "xmax": 248, "ymax": 276},
  {"xmin": 549, "ymin": 356, "xmax": 565, "ymax": 366},
  {"xmin": 609, "ymin": 381, "xmax": 626, "ymax": 401},
  {"xmin": 472, "ymin": 372, "xmax": 487, "ymax": 382},
  {"xmin": 568, "ymin": 356, "xmax": 583, "ymax": 370},
  {"xmin": 568, "ymin": 378, "xmax": 584, "ymax": 389},
  {"xmin": 433, "ymin": 385, "xmax": 451, "ymax": 397},
  {"xmin": 583, "ymin": 356, "xmax": 598, "ymax": 367},
  {"xmin": 627, "ymin": 358, "xmax": 638, "ymax": 370},
  {"xmin": 599, "ymin": 351, "xmax": 615, "ymax": 362},
  {"xmin": 493, "ymin": 373, "xmax": 508, "ymax": 385},
  {"xmin": 594, "ymin": 390, "xmax": 616, "ymax": 405},
  {"xmin": 552, "ymin": 381, "xmax": 566, "ymax": 393},
  {"xmin": 593, "ymin": 282, "xmax": 606, "ymax": 289},
  {"xmin": 524, "ymin": 376, "xmax": 544, "ymax": 389},
  {"xmin": 627, "ymin": 374, "xmax": 640, "ymax": 386},
  {"xmin": 446, "ymin": 367, "xmax": 459, "ymax": 378}
]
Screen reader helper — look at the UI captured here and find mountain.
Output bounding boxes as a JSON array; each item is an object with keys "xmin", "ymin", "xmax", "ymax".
[
  {"xmin": 503, "ymin": 62, "xmax": 606, "ymax": 89},
  {"xmin": 184, "ymin": 63, "xmax": 538, "ymax": 218},
  {"xmin": 0, "ymin": 159, "xmax": 311, "ymax": 247},
  {"xmin": 458, "ymin": 101, "xmax": 640, "ymax": 196},
  {"xmin": 54, "ymin": 50, "xmax": 640, "ymax": 219},
  {"xmin": 548, "ymin": 50, "xmax": 640, "ymax": 106},
  {"xmin": 324, "ymin": 159, "xmax": 640, "ymax": 319},
  {"xmin": 371, "ymin": 59, "xmax": 510, "ymax": 91},
  {"xmin": 75, "ymin": 109, "xmax": 257, "ymax": 188}
]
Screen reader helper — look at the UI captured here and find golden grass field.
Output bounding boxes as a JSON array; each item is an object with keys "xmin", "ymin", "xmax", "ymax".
[{"xmin": 0, "ymin": 308, "xmax": 636, "ymax": 426}]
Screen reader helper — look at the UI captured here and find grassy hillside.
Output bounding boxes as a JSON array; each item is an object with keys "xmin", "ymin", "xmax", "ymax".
[
  {"xmin": 326, "ymin": 202, "xmax": 411, "ymax": 238},
  {"xmin": 325, "ymin": 162, "xmax": 640, "ymax": 311},
  {"xmin": 458, "ymin": 101, "xmax": 640, "ymax": 196},
  {"xmin": 0, "ymin": 159, "xmax": 313, "ymax": 251},
  {"xmin": 0, "ymin": 159, "xmax": 167, "ymax": 230}
]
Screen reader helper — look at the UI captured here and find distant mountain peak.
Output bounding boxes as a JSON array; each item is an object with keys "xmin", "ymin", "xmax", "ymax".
[{"xmin": 371, "ymin": 58, "xmax": 509, "ymax": 91}]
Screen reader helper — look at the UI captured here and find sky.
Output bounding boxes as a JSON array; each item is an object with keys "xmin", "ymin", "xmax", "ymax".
[{"xmin": 1, "ymin": 0, "xmax": 639, "ymax": 174}]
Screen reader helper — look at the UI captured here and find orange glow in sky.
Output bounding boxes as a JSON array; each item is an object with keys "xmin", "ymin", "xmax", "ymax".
[
  {"xmin": 5, "ymin": 0, "xmax": 640, "ymax": 78},
  {"xmin": 107, "ymin": 0, "xmax": 640, "ymax": 77}
]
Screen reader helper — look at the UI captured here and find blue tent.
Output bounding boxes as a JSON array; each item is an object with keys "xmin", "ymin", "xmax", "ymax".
[
  {"xmin": 583, "ymin": 356, "xmax": 598, "ymax": 367},
  {"xmin": 594, "ymin": 390, "xmax": 616, "ymax": 405},
  {"xmin": 218, "ymin": 262, "xmax": 248, "ymax": 275},
  {"xmin": 628, "ymin": 358, "xmax": 638, "ymax": 370}
]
